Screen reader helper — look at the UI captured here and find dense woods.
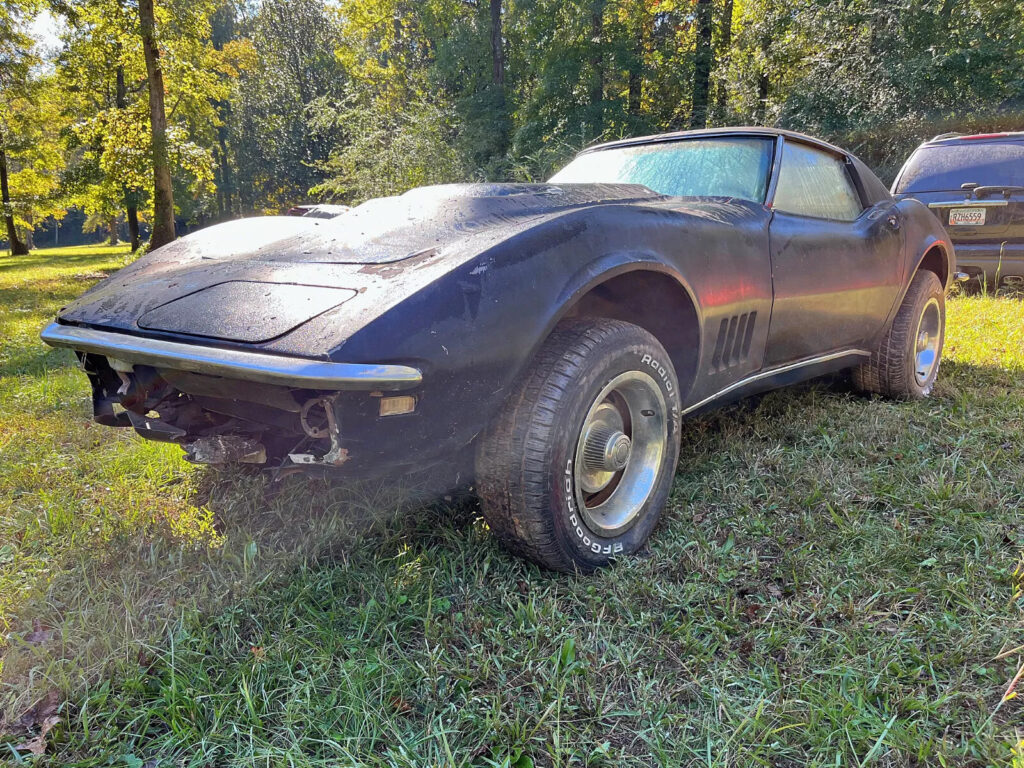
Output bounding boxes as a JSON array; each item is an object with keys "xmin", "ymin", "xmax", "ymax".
[{"xmin": 2, "ymin": 0, "xmax": 1024, "ymax": 252}]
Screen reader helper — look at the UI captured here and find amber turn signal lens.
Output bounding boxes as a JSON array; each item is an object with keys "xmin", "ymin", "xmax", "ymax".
[{"xmin": 379, "ymin": 395, "xmax": 416, "ymax": 417}]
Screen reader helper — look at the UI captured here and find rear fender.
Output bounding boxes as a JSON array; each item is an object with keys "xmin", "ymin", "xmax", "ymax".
[{"xmin": 879, "ymin": 200, "xmax": 953, "ymax": 334}]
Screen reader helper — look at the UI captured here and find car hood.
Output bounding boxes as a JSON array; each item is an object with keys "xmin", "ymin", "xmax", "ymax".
[
  {"xmin": 147, "ymin": 182, "xmax": 664, "ymax": 267},
  {"xmin": 54, "ymin": 182, "xmax": 683, "ymax": 353}
]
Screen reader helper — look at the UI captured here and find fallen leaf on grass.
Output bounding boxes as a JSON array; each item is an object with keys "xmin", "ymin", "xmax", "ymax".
[
  {"xmin": 14, "ymin": 715, "xmax": 60, "ymax": 756},
  {"xmin": 23, "ymin": 618, "xmax": 53, "ymax": 645},
  {"xmin": 19, "ymin": 689, "xmax": 60, "ymax": 730},
  {"xmin": 389, "ymin": 696, "xmax": 413, "ymax": 714}
]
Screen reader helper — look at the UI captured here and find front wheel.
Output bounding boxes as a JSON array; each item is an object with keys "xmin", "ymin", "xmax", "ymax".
[
  {"xmin": 476, "ymin": 319, "xmax": 682, "ymax": 572},
  {"xmin": 853, "ymin": 270, "xmax": 945, "ymax": 399}
]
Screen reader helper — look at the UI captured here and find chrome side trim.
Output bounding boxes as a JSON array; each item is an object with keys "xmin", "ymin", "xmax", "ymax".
[
  {"xmin": 682, "ymin": 349, "xmax": 870, "ymax": 415},
  {"xmin": 927, "ymin": 200, "xmax": 1008, "ymax": 209},
  {"xmin": 40, "ymin": 322, "xmax": 422, "ymax": 391}
]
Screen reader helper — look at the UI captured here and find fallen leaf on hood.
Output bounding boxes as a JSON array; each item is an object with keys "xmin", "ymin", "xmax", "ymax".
[{"xmin": 14, "ymin": 715, "xmax": 60, "ymax": 756}]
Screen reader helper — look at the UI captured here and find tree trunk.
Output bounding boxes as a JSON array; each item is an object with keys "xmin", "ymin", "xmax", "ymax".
[
  {"xmin": 589, "ymin": 0, "xmax": 605, "ymax": 138},
  {"xmin": 108, "ymin": 216, "xmax": 119, "ymax": 245},
  {"xmin": 628, "ymin": 3, "xmax": 645, "ymax": 115},
  {"xmin": 115, "ymin": 64, "xmax": 127, "ymax": 108},
  {"xmin": 690, "ymin": 0, "xmax": 714, "ymax": 129},
  {"xmin": 115, "ymin": 62, "xmax": 142, "ymax": 248},
  {"xmin": 127, "ymin": 205, "xmax": 140, "ymax": 251},
  {"xmin": 755, "ymin": 69, "xmax": 769, "ymax": 125},
  {"xmin": 0, "ymin": 139, "xmax": 28, "ymax": 256},
  {"xmin": 754, "ymin": 30, "xmax": 771, "ymax": 126},
  {"xmin": 139, "ymin": 0, "xmax": 176, "ymax": 250},
  {"xmin": 490, "ymin": 0, "xmax": 505, "ymax": 87},
  {"xmin": 215, "ymin": 122, "xmax": 232, "ymax": 218},
  {"xmin": 210, "ymin": 13, "xmax": 235, "ymax": 220},
  {"xmin": 712, "ymin": 0, "xmax": 734, "ymax": 125}
]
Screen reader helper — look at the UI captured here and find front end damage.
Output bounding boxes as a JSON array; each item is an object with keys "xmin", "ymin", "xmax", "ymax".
[
  {"xmin": 83, "ymin": 353, "xmax": 367, "ymax": 469},
  {"xmin": 44, "ymin": 323, "xmax": 423, "ymax": 473}
]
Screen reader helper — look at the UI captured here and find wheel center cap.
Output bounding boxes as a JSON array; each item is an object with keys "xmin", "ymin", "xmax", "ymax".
[
  {"xmin": 608, "ymin": 434, "xmax": 632, "ymax": 471},
  {"xmin": 584, "ymin": 425, "xmax": 632, "ymax": 473}
]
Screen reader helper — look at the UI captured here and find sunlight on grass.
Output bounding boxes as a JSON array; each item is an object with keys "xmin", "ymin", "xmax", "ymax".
[{"xmin": 1, "ymin": 247, "xmax": 1021, "ymax": 765}]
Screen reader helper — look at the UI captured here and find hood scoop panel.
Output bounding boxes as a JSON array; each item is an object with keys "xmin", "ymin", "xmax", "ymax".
[{"xmin": 138, "ymin": 281, "xmax": 356, "ymax": 344}]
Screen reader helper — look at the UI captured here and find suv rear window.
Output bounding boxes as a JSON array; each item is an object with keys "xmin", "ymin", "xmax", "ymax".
[{"xmin": 895, "ymin": 142, "xmax": 1024, "ymax": 193}]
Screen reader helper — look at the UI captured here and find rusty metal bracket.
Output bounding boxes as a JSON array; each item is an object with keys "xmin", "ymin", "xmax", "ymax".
[{"xmin": 291, "ymin": 397, "xmax": 349, "ymax": 467}]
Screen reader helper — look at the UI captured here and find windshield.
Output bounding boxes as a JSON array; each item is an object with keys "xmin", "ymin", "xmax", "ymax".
[
  {"xmin": 549, "ymin": 137, "xmax": 774, "ymax": 203},
  {"xmin": 896, "ymin": 142, "xmax": 1024, "ymax": 193}
]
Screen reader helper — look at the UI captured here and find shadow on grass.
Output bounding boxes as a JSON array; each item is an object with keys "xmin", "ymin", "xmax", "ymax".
[{"xmin": 0, "ymin": 462, "xmax": 483, "ymax": 724}]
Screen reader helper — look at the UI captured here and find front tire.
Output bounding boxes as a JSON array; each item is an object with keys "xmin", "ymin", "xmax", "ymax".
[
  {"xmin": 476, "ymin": 319, "xmax": 682, "ymax": 572},
  {"xmin": 853, "ymin": 270, "xmax": 945, "ymax": 399}
]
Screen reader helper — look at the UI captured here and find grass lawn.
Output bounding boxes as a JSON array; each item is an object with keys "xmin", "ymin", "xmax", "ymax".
[{"xmin": 1, "ymin": 244, "xmax": 1022, "ymax": 766}]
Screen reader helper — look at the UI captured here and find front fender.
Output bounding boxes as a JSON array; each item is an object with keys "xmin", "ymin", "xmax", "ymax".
[
  {"xmin": 334, "ymin": 204, "xmax": 709, "ymax": 459},
  {"xmin": 551, "ymin": 251, "xmax": 702, "ymax": 328}
]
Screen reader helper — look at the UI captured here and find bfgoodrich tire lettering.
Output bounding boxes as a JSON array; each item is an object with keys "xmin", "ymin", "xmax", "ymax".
[{"xmin": 476, "ymin": 318, "xmax": 682, "ymax": 572}]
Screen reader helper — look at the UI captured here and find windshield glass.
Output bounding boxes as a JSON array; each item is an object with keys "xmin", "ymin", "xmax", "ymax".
[
  {"xmin": 549, "ymin": 137, "xmax": 774, "ymax": 203},
  {"xmin": 896, "ymin": 142, "xmax": 1024, "ymax": 193}
]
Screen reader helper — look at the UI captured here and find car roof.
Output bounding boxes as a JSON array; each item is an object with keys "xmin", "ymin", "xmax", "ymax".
[
  {"xmin": 582, "ymin": 126, "xmax": 848, "ymax": 156},
  {"xmin": 922, "ymin": 131, "xmax": 1024, "ymax": 147}
]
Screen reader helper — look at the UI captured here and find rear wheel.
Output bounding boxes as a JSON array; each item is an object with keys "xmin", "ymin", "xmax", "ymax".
[
  {"xmin": 476, "ymin": 319, "xmax": 681, "ymax": 572},
  {"xmin": 853, "ymin": 270, "xmax": 945, "ymax": 398}
]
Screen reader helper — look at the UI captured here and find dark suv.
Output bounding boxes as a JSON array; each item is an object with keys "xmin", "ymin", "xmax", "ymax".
[{"xmin": 893, "ymin": 132, "xmax": 1024, "ymax": 288}]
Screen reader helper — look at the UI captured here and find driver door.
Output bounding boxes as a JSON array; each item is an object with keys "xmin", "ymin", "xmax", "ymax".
[{"xmin": 764, "ymin": 139, "xmax": 904, "ymax": 366}]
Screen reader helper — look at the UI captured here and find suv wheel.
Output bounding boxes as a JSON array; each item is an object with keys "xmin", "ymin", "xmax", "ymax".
[{"xmin": 476, "ymin": 319, "xmax": 682, "ymax": 572}]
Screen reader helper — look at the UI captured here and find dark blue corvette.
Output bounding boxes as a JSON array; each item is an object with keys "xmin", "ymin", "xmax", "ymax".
[{"xmin": 43, "ymin": 128, "xmax": 954, "ymax": 571}]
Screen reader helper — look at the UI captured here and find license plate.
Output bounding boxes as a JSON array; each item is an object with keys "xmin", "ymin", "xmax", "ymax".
[{"xmin": 949, "ymin": 207, "xmax": 986, "ymax": 226}]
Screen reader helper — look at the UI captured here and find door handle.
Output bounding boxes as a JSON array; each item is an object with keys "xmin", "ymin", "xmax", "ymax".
[{"xmin": 887, "ymin": 214, "xmax": 901, "ymax": 230}]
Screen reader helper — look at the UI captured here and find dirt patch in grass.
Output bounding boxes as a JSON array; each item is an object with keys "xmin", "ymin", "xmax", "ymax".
[{"xmin": 1, "ymin": 247, "xmax": 1022, "ymax": 765}]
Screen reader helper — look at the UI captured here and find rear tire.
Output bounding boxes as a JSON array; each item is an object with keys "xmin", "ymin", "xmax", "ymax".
[
  {"xmin": 853, "ymin": 270, "xmax": 945, "ymax": 399},
  {"xmin": 476, "ymin": 319, "xmax": 682, "ymax": 572}
]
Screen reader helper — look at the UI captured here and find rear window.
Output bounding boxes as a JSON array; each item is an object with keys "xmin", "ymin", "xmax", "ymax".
[{"xmin": 895, "ymin": 142, "xmax": 1024, "ymax": 193}]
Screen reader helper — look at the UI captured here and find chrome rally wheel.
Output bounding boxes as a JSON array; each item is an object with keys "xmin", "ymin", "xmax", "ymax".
[
  {"xmin": 914, "ymin": 296, "xmax": 942, "ymax": 387},
  {"xmin": 574, "ymin": 371, "xmax": 668, "ymax": 537}
]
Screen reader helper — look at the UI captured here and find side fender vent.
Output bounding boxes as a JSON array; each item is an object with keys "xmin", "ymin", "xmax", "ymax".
[{"xmin": 710, "ymin": 311, "xmax": 757, "ymax": 373}]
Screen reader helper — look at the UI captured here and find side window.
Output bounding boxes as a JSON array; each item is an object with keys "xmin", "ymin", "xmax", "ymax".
[{"xmin": 773, "ymin": 142, "xmax": 864, "ymax": 221}]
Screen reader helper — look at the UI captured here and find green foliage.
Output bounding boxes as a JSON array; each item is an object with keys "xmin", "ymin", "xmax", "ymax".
[
  {"xmin": 1, "ymin": 74, "xmax": 67, "ymax": 236},
  {"xmin": 13, "ymin": 0, "xmax": 1024, "ymax": 239},
  {"xmin": 310, "ymin": 93, "xmax": 462, "ymax": 203},
  {"xmin": 57, "ymin": 0, "xmax": 224, "ymax": 230},
  {"xmin": 225, "ymin": 0, "xmax": 346, "ymax": 213}
]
